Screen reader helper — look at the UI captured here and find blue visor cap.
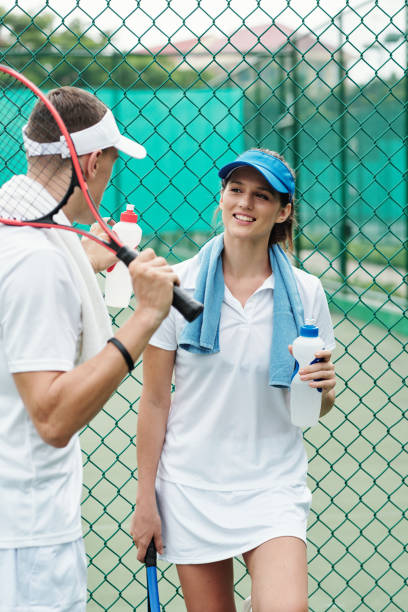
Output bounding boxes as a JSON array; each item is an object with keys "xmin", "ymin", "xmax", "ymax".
[{"xmin": 218, "ymin": 150, "xmax": 295, "ymax": 201}]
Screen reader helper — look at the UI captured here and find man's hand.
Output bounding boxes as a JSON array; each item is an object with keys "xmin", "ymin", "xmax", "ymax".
[
  {"xmin": 128, "ymin": 248, "xmax": 179, "ymax": 328},
  {"xmin": 82, "ymin": 220, "xmax": 118, "ymax": 273}
]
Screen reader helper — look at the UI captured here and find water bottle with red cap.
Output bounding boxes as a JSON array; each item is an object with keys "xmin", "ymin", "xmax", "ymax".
[
  {"xmin": 104, "ymin": 205, "xmax": 142, "ymax": 308},
  {"xmin": 290, "ymin": 319, "xmax": 325, "ymax": 428}
]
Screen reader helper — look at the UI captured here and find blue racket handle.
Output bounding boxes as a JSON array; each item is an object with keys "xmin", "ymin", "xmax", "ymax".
[
  {"xmin": 145, "ymin": 539, "xmax": 160, "ymax": 612},
  {"xmin": 146, "ymin": 566, "xmax": 160, "ymax": 612}
]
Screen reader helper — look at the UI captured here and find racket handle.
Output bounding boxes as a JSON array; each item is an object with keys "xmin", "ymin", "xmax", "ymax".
[
  {"xmin": 144, "ymin": 538, "xmax": 157, "ymax": 567},
  {"xmin": 171, "ymin": 285, "xmax": 203, "ymax": 322},
  {"xmin": 116, "ymin": 245, "xmax": 204, "ymax": 322}
]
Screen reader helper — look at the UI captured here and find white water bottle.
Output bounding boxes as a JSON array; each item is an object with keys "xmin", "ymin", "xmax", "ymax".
[
  {"xmin": 290, "ymin": 319, "xmax": 325, "ymax": 428},
  {"xmin": 104, "ymin": 205, "xmax": 142, "ymax": 308}
]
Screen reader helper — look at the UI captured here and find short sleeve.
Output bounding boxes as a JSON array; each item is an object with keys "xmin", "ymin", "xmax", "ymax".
[
  {"xmin": 0, "ymin": 248, "xmax": 82, "ymax": 373},
  {"xmin": 148, "ymin": 305, "xmax": 178, "ymax": 351},
  {"xmin": 313, "ymin": 280, "xmax": 336, "ymax": 351}
]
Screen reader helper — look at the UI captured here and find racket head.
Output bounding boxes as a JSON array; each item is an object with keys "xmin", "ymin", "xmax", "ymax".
[
  {"xmin": 0, "ymin": 64, "xmax": 118, "ymax": 245},
  {"xmin": 0, "ymin": 64, "xmax": 204, "ymax": 322}
]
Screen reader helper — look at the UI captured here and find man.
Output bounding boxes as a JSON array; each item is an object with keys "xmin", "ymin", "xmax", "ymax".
[{"xmin": 0, "ymin": 86, "xmax": 178, "ymax": 610}]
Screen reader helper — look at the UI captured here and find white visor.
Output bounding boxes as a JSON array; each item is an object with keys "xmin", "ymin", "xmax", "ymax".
[{"xmin": 22, "ymin": 108, "xmax": 146, "ymax": 159}]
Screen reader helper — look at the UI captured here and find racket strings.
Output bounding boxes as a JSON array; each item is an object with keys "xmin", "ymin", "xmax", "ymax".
[
  {"xmin": 0, "ymin": 64, "xmax": 204, "ymax": 322},
  {"xmin": 0, "ymin": 76, "xmax": 73, "ymax": 222}
]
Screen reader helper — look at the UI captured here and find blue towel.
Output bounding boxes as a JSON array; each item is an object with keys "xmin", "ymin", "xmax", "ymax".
[{"xmin": 179, "ymin": 234, "xmax": 305, "ymax": 388}]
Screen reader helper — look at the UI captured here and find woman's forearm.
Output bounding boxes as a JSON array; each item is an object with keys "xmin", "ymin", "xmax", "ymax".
[
  {"xmin": 136, "ymin": 395, "xmax": 170, "ymax": 501},
  {"xmin": 320, "ymin": 387, "xmax": 336, "ymax": 417}
]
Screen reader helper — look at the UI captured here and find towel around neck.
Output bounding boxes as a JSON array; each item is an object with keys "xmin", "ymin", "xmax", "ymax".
[{"xmin": 179, "ymin": 234, "xmax": 304, "ymax": 388}]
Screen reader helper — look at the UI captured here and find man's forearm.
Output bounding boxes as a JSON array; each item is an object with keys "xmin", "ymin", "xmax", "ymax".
[{"xmin": 14, "ymin": 306, "xmax": 162, "ymax": 447}]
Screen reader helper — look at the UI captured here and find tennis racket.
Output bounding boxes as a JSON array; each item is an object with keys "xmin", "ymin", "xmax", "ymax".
[
  {"xmin": 0, "ymin": 64, "xmax": 203, "ymax": 323},
  {"xmin": 145, "ymin": 539, "xmax": 161, "ymax": 612}
]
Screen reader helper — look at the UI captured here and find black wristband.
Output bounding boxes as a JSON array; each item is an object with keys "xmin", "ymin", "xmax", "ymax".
[{"xmin": 107, "ymin": 337, "xmax": 134, "ymax": 373}]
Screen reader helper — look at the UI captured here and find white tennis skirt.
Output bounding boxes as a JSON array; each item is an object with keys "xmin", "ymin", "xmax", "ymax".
[{"xmin": 155, "ymin": 478, "xmax": 312, "ymax": 564}]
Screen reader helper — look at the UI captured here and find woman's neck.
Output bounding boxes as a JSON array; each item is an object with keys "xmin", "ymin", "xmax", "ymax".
[
  {"xmin": 221, "ymin": 234, "xmax": 272, "ymax": 307},
  {"xmin": 222, "ymin": 234, "xmax": 271, "ymax": 280}
]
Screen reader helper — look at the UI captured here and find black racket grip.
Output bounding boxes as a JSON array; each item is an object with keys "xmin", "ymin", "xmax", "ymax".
[
  {"xmin": 172, "ymin": 284, "xmax": 203, "ymax": 322},
  {"xmin": 144, "ymin": 538, "xmax": 157, "ymax": 567},
  {"xmin": 116, "ymin": 245, "xmax": 203, "ymax": 323}
]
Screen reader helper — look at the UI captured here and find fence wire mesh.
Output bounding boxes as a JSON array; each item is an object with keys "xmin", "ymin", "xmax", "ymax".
[{"xmin": 1, "ymin": 0, "xmax": 407, "ymax": 610}]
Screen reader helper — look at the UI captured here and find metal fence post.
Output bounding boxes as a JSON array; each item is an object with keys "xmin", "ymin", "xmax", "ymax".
[{"xmin": 338, "ymin": 10, "xmax": 349, "ymax": 287}]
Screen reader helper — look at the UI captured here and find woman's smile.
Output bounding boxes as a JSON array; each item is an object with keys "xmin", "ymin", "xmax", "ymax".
[{"xmin": 233, "ymin": 212, "xmax": 256, "ymax": 224}]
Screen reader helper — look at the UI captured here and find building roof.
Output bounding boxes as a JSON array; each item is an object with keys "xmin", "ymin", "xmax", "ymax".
[{"xmin": 144, "ymin": 22, "xmax": 336, "ymax": 57}]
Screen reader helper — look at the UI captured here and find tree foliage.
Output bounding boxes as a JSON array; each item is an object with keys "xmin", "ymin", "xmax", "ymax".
[{"xmin": 0, "ymin": 7, "xmax": 212, "ymax": 89}]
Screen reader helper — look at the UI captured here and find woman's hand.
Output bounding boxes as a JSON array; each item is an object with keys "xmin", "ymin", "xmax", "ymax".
[
  {"xmin": 298, "ymin": 348, "xmax": 336, "ymax": 393},
  {"xmin": 289, "ymin": 346, "xmax": 336, "ymax": 417},
  {"xmin": 82, "ymin": 220, "xmax": 118, "ymax": 273},
  {"xmin": 130, "ymin": 497, "xmax": 164, "ymax": 562}
]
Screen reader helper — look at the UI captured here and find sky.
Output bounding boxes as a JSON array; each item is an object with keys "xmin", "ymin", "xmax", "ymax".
[{"xmin": 12, "ymin": 0, "xmax": 408, "ymax": 80}]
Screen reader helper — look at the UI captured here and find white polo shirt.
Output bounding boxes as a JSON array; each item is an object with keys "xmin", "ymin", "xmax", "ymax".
[
  {"xmin": 0, "ymin": 225, "xmax": 83, "ymax": 548},
  {"xmin": 150, "ymin": 252, "xmax": 335, "ymax": 492}
]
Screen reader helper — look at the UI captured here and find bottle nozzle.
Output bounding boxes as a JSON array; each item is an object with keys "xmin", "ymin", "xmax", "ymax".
[
  {"xmin": 120, "ymin": 204, "xmax": 138, "ymax": 223},
  {"xmin": 300, "ymin": 319, "xmax": 318, "ymax": 337},
  {"xmin": 305, "ymin": 318, "xmax": 316, "ymax": 326}
]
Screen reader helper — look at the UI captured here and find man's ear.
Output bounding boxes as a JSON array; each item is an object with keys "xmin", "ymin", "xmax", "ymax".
[{"xmin": 82, "ymin": 150, "xmax": 102, "ymax": 179}]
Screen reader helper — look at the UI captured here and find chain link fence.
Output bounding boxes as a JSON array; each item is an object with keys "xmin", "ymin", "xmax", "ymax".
[{"xmin": 1, "ymin": 1, "xmax": 407, "ymax": 609}]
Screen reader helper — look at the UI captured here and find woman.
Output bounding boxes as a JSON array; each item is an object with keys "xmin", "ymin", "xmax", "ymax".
[{"xmin": 130, "ymin": 149, "xmax": 336, "ymax": 612}]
